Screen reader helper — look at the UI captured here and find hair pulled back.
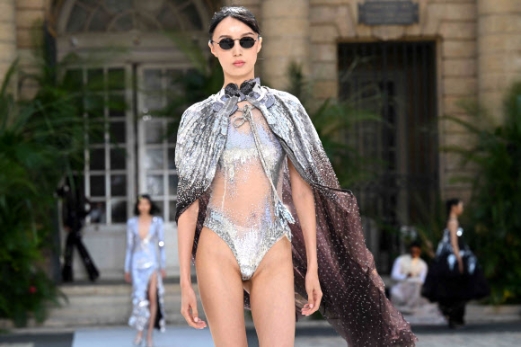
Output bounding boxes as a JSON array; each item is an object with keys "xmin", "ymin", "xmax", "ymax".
[
  {"xmin": 209, "ymin": 6, "xmax": 260, "ymax": 39},
  {"xmin": 445, "ymin": 198, "xmax": 461, "ymax": 221},
  {"xmin": 408, "ymin": 240, "xmax": 422, "ymax": 249}
]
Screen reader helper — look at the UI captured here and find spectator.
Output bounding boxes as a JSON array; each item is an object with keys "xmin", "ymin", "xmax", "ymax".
[{"xmin": 390, "ymin": 241, "xmax": 428, "ymax": 313}]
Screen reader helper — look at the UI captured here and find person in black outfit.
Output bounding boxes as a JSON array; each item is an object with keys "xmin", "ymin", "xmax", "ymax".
[
  {"xmin": 57, "ymin": 177, "xmax": 99, "ymax": 282},
  {"xmin": 422, "ymin": 198, "xmax": 489, "ymax": 329}
]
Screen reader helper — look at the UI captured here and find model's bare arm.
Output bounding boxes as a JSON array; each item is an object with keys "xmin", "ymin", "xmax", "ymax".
[
  {"xmin": 288, "ymin": 160, "xmax": 317, "ymax": 267},
  {"xmin": 177, "ymin": 200, "xmax": 207, "ymax": 329},
  {"xmin": 288, "ymin": 160, "xmax": 322, "ymax": 316}
]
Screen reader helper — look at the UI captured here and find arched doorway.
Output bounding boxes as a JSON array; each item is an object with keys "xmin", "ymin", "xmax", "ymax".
[{"xmin": 54, "ymin": 0, "xmax": 210, "ymax": 280}]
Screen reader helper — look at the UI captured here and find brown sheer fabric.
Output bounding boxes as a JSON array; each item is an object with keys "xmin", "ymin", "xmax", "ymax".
[{"xmin": 284, "ymin": 179, "xmax": 416, "ymax": 346}]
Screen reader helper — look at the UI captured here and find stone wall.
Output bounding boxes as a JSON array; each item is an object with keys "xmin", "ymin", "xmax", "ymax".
[
  {"xmin": 307, "ymin": 0, "xmax": 482, "ymax": 200},
  {"xmin": 0, "ymin": 0, "xmax": 49, "ymax": 97},
  {"xmin": 16, "ymin": 0, "xmax": 48, "ymax": 99},
  {"xmin": 0, "ymin": 0, "xmax": 17, "ymax": 87},
  {"xmin": 260, "ymin": 0, "xmax": 310, "ymax": 88},
  {"xmin": 478, "ymin": 0, "xmax": 521, "ymax": 121}
]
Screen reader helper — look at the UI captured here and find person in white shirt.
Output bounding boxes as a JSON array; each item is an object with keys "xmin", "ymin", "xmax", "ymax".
[{"xmin": 391, "ymin": 241, "xmax": 428, "ymax": 313}]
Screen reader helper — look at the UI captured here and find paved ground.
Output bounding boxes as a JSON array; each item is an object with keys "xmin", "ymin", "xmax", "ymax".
[
  {"xmin": 0, "ymin": 321, "xmax": 520, "ymax": 346},
  {"xmin": 292, "ymin": 322, "xmax": 521, "ymax": 347}
]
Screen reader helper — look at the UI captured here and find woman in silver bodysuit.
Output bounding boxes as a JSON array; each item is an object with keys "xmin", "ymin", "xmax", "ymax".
[
  {"xmin": 175, "ymin": 6, "xmax": 417, "ymax": 347},
  {"xmin": 125, "ymin": 195, "xmax": 166, "ymax": 347}
]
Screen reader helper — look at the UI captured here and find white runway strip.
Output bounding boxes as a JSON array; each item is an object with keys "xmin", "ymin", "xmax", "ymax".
[{"xmin": 72, "ymin": 326, "xmax": 214, "ymax": 347}]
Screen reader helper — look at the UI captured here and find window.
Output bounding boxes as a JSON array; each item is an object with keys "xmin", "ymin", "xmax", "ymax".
[
  {"xmin": 138, "ymin": 67, "xmax": 187, "ymax": 222},
  {"xmin": 65, "ymin": 66, "xmax": 133, "ymax": 225}
]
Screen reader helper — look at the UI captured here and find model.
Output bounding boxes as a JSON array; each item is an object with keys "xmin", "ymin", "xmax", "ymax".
[
  {"xmin": 175, "ymin": 6, "xmax": 417, "ymax": 347},
  {"xmin": 125, "ymin": 194, "xmax": 166, "ymax": 347},
  {"xmin": 422, "ymin": 199, "xmax": 489, "ymax": 329}
]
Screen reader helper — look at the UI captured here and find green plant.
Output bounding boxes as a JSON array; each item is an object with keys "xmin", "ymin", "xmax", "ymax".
[
  {"xmin": 0, "ymin": 37, "xmax": 97, "ymax": 326},
  {"xmin": 286, "ymin": 62, "xmax": 381, "ymax": 188},
  {"xmin": 0, "ymin": 64, "xmax": 60, "ymax": 326},
  {"xmin": 403, "ymin": 195, "xmax": 447, "ymax": 261},
  {"xmin": 443, "ymin": 81, "xmax": 521, "ymax": 304},
  {"xmin": 153, "ymin": 32, "xmax": 224, "ymax": 139}
]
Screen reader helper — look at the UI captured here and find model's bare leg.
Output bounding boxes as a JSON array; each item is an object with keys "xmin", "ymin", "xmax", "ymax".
[
  {"xmin": 250, "ymin": 237, "xmax": 295, "ymax": 347},
  {"xmin": 196, "ymin": 227, "xmax": 248, "ymax": 347},
  {"xmin": 134, "ymin": 330, "xmax": 143, "ymax": 344},
  {"xmin": 147, "ymin": 272, "xmax": 158, "ymax": 345}
]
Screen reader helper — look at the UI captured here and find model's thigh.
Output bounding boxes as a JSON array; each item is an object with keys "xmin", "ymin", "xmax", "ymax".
[
  {"xmin": 148, "ymin": 271, "xmax": 158, "ymax": 302},
  {"xmin": 196, "ymin": 227, "xmax": 247, "ymax": 347},
  {"xmin": 250, "ymin": 237, "xmax": 295, "ymax": 347}
]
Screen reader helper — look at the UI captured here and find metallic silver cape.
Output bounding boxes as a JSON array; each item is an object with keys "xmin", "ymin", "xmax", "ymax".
[{"xmin": 175, "ymin": 87, "xmax": 417, "ymax": 347}]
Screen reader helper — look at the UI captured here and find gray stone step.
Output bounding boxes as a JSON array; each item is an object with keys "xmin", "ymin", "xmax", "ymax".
[{"xmin": 42, "ymin": 282, "xmax": 203, "ymax": 328}]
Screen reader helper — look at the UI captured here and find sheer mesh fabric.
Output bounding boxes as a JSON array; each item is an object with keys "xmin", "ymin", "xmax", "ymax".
[{"xmin": 203, "ymin": 104, "xmax": 290, "ymax": 280}]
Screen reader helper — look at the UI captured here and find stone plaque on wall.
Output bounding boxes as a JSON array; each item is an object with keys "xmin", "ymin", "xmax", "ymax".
[{"xmin": 358, "ymin": 1, "xmax": 419, "ymax": 26}]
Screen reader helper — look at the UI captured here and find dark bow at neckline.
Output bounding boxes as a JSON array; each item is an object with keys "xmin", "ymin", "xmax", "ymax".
[{"xmin": 224, "ymin": 78, "xmax": 258, "ymax": 98}]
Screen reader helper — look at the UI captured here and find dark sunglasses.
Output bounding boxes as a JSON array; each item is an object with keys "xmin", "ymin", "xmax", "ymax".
[{"xmin": 210, "ymin": 37, "xmax": 258, "ymax": 50}]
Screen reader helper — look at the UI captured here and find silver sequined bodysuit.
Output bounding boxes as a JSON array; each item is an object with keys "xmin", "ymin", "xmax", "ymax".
[{"xmin": 203, "ymin": 101, "xmax": 291, "ymax": 280}]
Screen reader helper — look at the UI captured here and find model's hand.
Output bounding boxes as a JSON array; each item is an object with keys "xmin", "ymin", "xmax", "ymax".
[
  {"xmin": 457, "ymin": 258, "xmax": 464, "ymax": 274},
  {"xmin": 124, "ymin": 272, "xmax": 131, "ymax": 283},
  {"xmin": 160, "ymin": 269, "xmax": 167, "ymax": 279},
  {"xmin": 181, "ymin": 284, "xmax": 207, "ymax": 329},
  {"xmin": 302, "ymin": 268, "xmax": 322, "ymax": 316}
]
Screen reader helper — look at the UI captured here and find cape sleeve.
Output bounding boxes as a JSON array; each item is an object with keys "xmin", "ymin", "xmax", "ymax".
[
  {"xmin": 174, "ymin": 101, "xmax": 211, "ymax": 223},
  {"xmin": 174, "ymin": 98, "xmax": 228, "ymax": 263},
  {"xmin": 174, "ymin": 105, "xmax": 198, "ymax": 189},
  {"xmin": 273, "ymin": 91, "xmax": 417, "ymax": 347}
]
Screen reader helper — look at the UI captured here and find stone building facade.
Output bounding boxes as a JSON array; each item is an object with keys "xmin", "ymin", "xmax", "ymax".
[{"xmin": 1, "ymin": 0, "xmax": 520, "ymax": 279}]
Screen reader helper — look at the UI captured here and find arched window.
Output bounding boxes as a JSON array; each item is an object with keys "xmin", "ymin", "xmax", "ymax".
[{"xmin": 59, "ymin": 0, "xmax": 208, "ymax": 34}]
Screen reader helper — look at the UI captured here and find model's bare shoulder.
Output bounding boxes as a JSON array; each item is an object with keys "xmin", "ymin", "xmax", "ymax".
[{"xmin": 447, "ymin": 219, "xmax": 458, "ymax": 228}]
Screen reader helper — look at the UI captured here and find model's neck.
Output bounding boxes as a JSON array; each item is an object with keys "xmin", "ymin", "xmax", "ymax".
[
  {"xmin": 223, "ymin": 74, "xmax": 256, "ymax": 87},
  {"xmin": 449, "ymin": 212, "xmax": 458, "ymax": 221}
]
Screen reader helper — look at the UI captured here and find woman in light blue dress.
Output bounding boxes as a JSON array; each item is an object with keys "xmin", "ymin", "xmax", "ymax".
[{"xmin": 124, "ymin": 194, "xmax": 166, "ymax": 347}]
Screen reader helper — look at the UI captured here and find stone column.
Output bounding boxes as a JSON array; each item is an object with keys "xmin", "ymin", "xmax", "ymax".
[
  {"xmin": 478, "ymin": 0, "xmax": 521, "ymax": 121},
  {"xmin": 261, "ymin": 0, "xmax": 310, "ymax": 90},
  {"xmin": 0, "ymin": 0, "xmax": 17, "ymax": 86}
]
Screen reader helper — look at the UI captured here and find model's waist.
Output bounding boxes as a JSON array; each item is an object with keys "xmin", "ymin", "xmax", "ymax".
[
  {"xmin": 204, "ymin": 207, "xmax": 282, "ymax": 226},
  {"xmin": 131, "ymin": 246, "xmax": 158, "ymax": 256}
]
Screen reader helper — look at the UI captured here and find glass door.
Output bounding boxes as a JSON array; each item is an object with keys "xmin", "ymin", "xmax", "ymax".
[
  {"xmin": 136, "ymin": 64, "xmax": 191, "ymax": 224},
  {"xmin": 64, "ymin": 64, "xmax": 135, "ymax": 227}
]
